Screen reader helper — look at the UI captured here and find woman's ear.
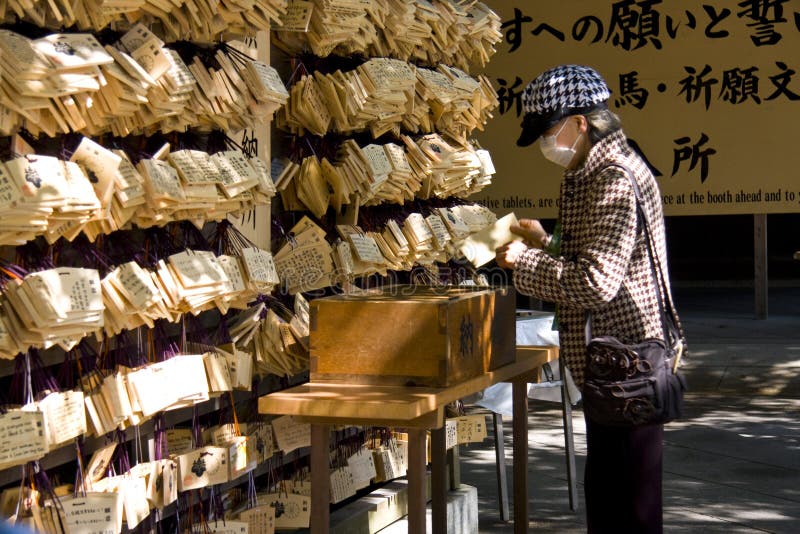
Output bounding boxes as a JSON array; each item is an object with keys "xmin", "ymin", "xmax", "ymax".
[{"xmin": 574, "ymin": 114, "xmax": 589, "ymax": 134}]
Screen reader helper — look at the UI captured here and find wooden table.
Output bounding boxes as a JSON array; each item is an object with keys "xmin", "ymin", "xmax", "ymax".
[{"xmin": 259, "ymin": 346, "xmax": 557, "ymax": 534}]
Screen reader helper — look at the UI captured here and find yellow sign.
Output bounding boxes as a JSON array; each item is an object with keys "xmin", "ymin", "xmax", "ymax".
[{"xmin": 476, "ymin": 0, "xmax": 800, "ymax": 217}]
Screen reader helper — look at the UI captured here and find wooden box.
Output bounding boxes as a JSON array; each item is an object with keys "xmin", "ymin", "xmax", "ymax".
[{"xmin": 309, "ymin": 285, "xmax": 516, "ymax": 387}]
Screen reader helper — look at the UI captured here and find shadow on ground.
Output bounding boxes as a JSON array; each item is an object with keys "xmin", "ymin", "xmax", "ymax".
[
  {"xmin": 460, "ymin": 392, "xmax": 800, "ymax": 533},
  {"xmin": 458, "ymin": 285, "xmax": 800, "ymax": 533}
]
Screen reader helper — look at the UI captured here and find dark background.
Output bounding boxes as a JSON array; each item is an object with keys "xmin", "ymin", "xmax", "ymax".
[
  {"xmin": 529, "ymin": 213, "xmax": 800, "ymax": 284},
  {"xmin": 516, "ymin": 212, "xmax": 800, "ymax": 315},
  {"xmin": 664, "ymin": 213, "xmax": 799, "ymax": 283}
]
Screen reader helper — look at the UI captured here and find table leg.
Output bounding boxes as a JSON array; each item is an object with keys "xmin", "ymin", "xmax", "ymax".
[
  {"xmin": 448, "ymin": 444, "xmax": 461, "ymax": 490},
  {"xmin": 431, "ymin": 426, "xmax": 448, "ymax": 533},
  {"xmin": 513, "ymin": 380, "xmax": 529, "ymax": 533},
  {"xmin": 560, "ymin": 358, "xmax": 579, "ymax": 512},
  {"xmin": 493, "ymin": 412, "xmax": 510, "ymax": 521},
  {"xmin": 310, "ymin": 423, "xmax": 330, "ymax": 534},
  {"xmin": 407, "ymin": 427, "xmax": 428, "ymax": 533}
]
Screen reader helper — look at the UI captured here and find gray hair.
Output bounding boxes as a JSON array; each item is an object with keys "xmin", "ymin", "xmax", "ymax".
[{"xmin": 584, "ymin": 108, "xmax": 622, "ymax": 144}]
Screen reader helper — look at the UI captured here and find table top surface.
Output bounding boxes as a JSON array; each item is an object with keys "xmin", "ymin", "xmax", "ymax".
[{"xmin": 258, "ymin": 346, "xmax": 557, "ymax": 425}]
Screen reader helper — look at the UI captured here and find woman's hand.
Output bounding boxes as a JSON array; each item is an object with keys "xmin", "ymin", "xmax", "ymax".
[
  {"xmin": 510, "ymin": 219, "xmax": 549, "ymax": 249},
  {"xmin": 495, "ymin": 240, "xmax": 529, "ymax": 270}
]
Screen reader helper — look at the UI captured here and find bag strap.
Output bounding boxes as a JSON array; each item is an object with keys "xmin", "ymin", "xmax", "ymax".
[
  {"xmin": 585, "ymin": 164, "xmax": 681, "ymax": 347},
  {"xmin": 612, "ymin": 164, "xmax": 682, "ymax": 344}
]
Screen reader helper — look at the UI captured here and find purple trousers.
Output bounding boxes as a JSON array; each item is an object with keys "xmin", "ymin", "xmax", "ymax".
[{"xmin": 584, "ymin": 417, "xmax": 664, "ymax": 533}]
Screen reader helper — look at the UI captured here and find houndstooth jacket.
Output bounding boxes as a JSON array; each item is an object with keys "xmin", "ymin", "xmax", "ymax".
[{"xmin": 513, "ymin": 130, "xmax": 681, "ymax": 388}]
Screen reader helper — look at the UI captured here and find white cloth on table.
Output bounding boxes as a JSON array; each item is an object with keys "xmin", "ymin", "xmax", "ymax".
[
  {"xmin": 515, "ymin": 311, "xmax": 560, "ymax": 346},
  {"xmin": 470, "ymin": 311, "xmax": 581, "ymax": 416}
]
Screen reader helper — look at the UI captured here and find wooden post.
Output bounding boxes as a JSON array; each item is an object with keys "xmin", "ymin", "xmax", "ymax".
[
  {"xmin": 493, "ymin": 412, "xmax": 510, "ymax": 521},
  {"xmin": 230, "ymin": 30, "xmax": 272, "ymax": 250},
  {"xmin": 512, "ymin": 380, "xmax": 529, "ymax": 533},
  {"xmin": 447, "ymin": 445, "xmax": 460, "ymax": 490},
  {"xmin": 310, "ymin": 424, "xmax": 330, "ymax": 534},
  {"xmin": 754, "ymin": 214, "xmax": 768, "ymax": 319},
  {"xmin": 407, "ymin": 427, "xmax": 428, "ymax": 533},
  {"xmin": 431, "ymin": 426, "xmax": 448, "ymax": 533}
]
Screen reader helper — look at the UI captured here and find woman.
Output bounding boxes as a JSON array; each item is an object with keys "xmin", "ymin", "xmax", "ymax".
[{"xmin": 495, "ymin": 64, "xmax": 682, "ymax": 533}]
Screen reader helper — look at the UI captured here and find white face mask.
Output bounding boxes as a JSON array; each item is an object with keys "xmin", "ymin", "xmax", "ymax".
[{"xmin": 539, "ymin": 120, "xmax": 580, "ymax": 167}]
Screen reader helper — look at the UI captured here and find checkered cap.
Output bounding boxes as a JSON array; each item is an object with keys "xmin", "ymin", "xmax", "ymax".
[{"xmin": 517, "ymin": 65, "xmax": 610, "ymax": 147}]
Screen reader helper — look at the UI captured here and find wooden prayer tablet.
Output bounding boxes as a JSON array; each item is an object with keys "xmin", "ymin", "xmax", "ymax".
[
  {"xmin": 2, "ymin": 0, "xmax": 287, "ymax": 43},
  {"xmin": 0, "ymin": 243, "xmax": 283, "ymax": 356},
  {"xmin": 242, "ymin": 308, "xmax": 311, "ymax": 377},
  {"xmin": 450, "ymin": 203, "xmax": 497, "ymax": 232},
  {"xmin": 0, "ymin": 409, "xmax": 50, "ymax": 469},
  {"xmin": 285, "ymin": 136, "xmax": 494, "ymax": 216},
  {"xmin": 279, "ymin": 58, "xmax": 498, "ymax": 140},
  {"xmin": 295, "ymin": 155, "xmax": 330, "ymax": 218},
  {"xmin": 0, "ymin": 267, "xmax": 104, "ymax": 354},
  {"xmin": 0, "ymin": 29, "xmax": 289, "ymax": 137},
  {"xmin": 0, "ymin": 142, "xmax": 275, "ymax": 246},
  {"xmin": 34, "ymin": 34, "xmax": 114, "ymax": 69},
  {"xmin": 459, "ymin": 212, "xmax": 524, "ymax": 268},
  {"xmin": 273, "ymin": 0, "xmax": 502, "ymax": 72},
  {"xmin": 274, "ymin": 217, "xmax": 335, "ymax": 294}
]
